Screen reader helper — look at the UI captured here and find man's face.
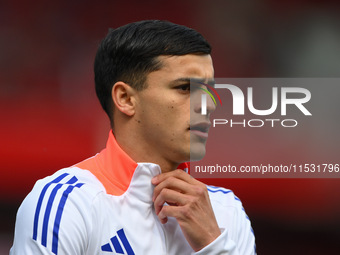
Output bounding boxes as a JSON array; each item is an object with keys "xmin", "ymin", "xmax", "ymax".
[{"xmin": 134, "ymin": 54, "xmax": 215, "ymax": 169}]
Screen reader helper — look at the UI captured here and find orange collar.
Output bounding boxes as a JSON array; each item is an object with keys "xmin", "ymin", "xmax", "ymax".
[
  {"xmin": 75, "ymin": 130, "xmax": 189, "ymax": 196},
  {"xmin": 75, "ymin": 131, "xmax": 138, "ymax": 196}
]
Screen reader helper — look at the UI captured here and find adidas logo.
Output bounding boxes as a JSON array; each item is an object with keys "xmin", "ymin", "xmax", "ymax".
[{"xmin": 101, "ymin": 228, "xmax": 135, "ymax": 254}]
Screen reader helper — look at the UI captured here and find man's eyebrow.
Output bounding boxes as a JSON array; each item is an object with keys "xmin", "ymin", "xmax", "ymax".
[
  {"xmin": 170, "ymin": 77, "xmax": 215, "ymax": 86},
  {"xmin": 191, "ymin": 78, "xmax": 215, "ymax": 86}
]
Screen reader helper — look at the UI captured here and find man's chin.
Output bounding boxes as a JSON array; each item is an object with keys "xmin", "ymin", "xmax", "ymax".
[{"xmin": 189, "ymin": 146, "xmax": 206, "ymax": 162}]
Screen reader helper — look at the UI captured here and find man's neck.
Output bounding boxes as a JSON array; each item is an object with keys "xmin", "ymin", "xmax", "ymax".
[{"xmin": 114, "ymin": 131, "xmax": 178, "ymax": 173}]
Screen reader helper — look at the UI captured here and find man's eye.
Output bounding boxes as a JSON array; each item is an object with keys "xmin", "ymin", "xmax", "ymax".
[{"xmin": 177, "ymin": 84, "xmax": 190, "ymax": 92}]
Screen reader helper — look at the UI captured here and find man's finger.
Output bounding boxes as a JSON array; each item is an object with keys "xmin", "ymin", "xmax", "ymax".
[
  {"xmin": 152, "ymin": 176, "xmax": 192, "ymax": 202},
  {"xmin": 152, "ymin": 169, "xmax": 199, "ymax": 186},
  {"xmin": 158, "ymin": 204, "xmax": 184, "ymax": 224},
  {"xmin": 153, "ymin": 188, "xmax": 189, "ymax": 215}
]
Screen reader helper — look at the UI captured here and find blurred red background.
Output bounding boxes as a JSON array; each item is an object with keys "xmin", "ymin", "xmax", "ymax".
[{"xmin": 1, "ymin": 0, "xmax": 340, "ymax": 254}]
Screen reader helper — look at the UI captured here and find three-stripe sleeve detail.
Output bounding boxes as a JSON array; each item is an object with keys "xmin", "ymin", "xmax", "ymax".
[{"xmin": 32, "ymin": 173, "xmax": 84, "ymax": 255}]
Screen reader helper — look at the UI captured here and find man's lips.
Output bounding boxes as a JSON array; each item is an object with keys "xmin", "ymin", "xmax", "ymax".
[{"xmin": 189, "ymin": 122, "xmax": 211, "ymax": 138}]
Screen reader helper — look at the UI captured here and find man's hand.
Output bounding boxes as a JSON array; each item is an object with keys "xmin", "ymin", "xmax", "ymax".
[{"xmin": 151, "ymin": 169, "xmax": 221, "ymax": 252}]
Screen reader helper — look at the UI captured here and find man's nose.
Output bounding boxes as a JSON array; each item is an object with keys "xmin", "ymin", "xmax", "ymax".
[
  {"xmin": 194, "ymin": 93, "xmax": 216, "ymax": 115},
  {"xmin": 206, "ymin": 94, "xmax": 216, "ymax": 114}
]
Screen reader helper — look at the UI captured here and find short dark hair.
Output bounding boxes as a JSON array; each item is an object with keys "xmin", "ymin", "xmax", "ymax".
[{"xmin": 94, "ymin": 20, "xmax": 211, "ymax": 122}]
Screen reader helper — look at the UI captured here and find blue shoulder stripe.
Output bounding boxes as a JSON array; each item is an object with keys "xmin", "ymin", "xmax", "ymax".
[
  {"xmin": 207, "ymin": 186, "xmax": 232, "ymax": 194},
  {"xmin": 41, "ymin": 183, "xmax": 63, "ymax": 246},
  {"xmin": 52, "ymin": 182, "xmax": 84, "ymax": 254}
]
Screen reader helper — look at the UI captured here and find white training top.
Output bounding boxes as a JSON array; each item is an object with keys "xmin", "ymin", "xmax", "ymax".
[{"xmin": 11, "ymin": 131, "xmax": 256, "ymax": 255}]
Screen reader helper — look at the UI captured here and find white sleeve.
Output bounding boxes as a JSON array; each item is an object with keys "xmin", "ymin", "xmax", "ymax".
[
  {"xmin": 10, "ymin": 173, "xmax": 92, "ymax": 255},
  {"xmin": 193, "ymin": 192, "xmax": 256, "ymax": 255},
  {"xmin": 192, "ymin": 228, "xmax": 238, "ymax": 255},
  {"xmin": 233, "ymin": 198, "xmax": 257, "ymax": 255}
]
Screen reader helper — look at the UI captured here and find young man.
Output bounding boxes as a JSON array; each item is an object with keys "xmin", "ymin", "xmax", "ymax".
[{"xmin": 11, "ymin": 20, "xmax": 256, "ymax": 254}]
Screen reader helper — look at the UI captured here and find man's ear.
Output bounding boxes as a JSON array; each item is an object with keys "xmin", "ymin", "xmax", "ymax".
[{"xmin": 111, "ymin": 81, "xmax": 136, "ymax": 116}]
